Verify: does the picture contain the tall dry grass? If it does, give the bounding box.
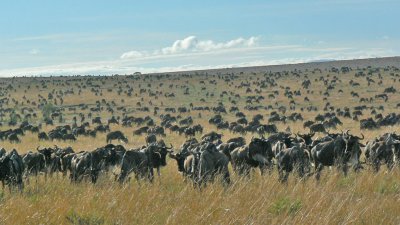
[1,165,400,224]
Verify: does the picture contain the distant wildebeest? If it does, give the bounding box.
[38,132,49,141]
[309,123,326,133]
[106,131,128,144]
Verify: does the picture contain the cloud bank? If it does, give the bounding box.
[0,35,397,77]
[120,36,259,59]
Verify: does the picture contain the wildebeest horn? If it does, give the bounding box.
[154,152,161,158]
[357,133,365,140]
[251,136,254,141]
[37,146,40,151]
[345,130,350,136]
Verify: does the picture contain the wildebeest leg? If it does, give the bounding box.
[372,159,380,172]
[315,164,323,181]
[223,168,230,186]
[283,171,289,183]
[148,168,154,183]
[386,156,394,171]
[342,163,348,176]
[259,165,266,176]
[278,168,284,182]
[157,167,161,177]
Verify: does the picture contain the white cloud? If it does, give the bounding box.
[121,36,259,59]
[120,50,144,59]
[161,36,198,54]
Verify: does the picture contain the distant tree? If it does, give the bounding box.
[42,103,55,120]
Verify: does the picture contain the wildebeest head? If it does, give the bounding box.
[170,139,197,172]
[147,143,173,167]
[297,132,315,146]
[37,147,55,162]
[343,130,365,164]
[248,137,273,165]
[169,151,186,172]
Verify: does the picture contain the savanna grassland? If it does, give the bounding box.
[1,57,400,224]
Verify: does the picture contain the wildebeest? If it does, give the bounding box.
[311,130,364,180]
[296,132,315,146]
[38,132,49,141]
[197,142,230,186]
[22,151,46,179]
[0,149,24,191]
[106,131,128,144]
[230,137,274,176]
[169,138,199,179]
[309,123,326,133]
[364,133,400,172]
[276,143,310,182]
[201,131,222,142]
[70,146,117,183]
[7,132,21,143]
[118,143,173,183]
[257,124,278,135]
[145,134,157,145]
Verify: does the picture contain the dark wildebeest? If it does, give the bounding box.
[364,133,400,172]
[106,131,128,144]
[22,151,46,179]
[257,124,278,135]
[37,147,61,176]
[309,123,326,133]
[63,133,77,142]
[0,149,24,192]
[311,130,364,180]
[169,139,199,179]
[196,142,230,186]
[8,133,21,143]
[108,117,119,125]
[38,132,49,141]
[276,143,311,182]
[201,131,222,143]
[296,132,315,146]
[118,143,173,183]
[272,141,286,156]
[70,147,117,183]
[145,134,157,145]
[218,137,246,160]
[61,153,75,176]
[230,137,274,176]
[70,151,90,182]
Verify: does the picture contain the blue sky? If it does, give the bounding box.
[0,0,399,76]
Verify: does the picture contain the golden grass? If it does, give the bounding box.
[1,166,400,224]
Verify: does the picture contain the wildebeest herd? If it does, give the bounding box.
[2,128,400,191]
[2,58,400,192]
